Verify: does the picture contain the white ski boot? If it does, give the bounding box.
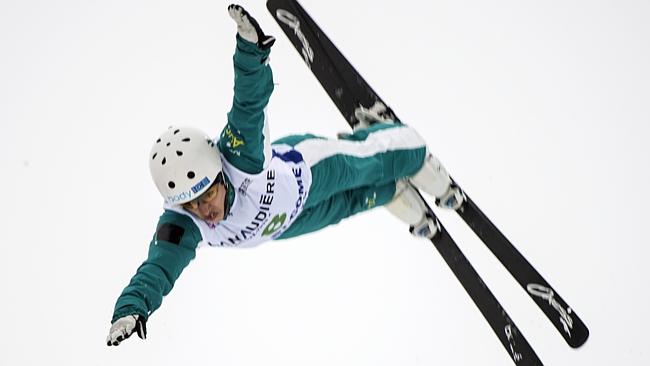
[338,101,394,138]
[354,101,394,128]
[386,180,439,239]
[410,153,465,210]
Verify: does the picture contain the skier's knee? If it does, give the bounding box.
[410,153,452,197]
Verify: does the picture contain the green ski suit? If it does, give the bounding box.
[110,36,427,323]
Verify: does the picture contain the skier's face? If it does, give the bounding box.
[182,182,226,224]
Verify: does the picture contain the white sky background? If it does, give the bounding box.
[1,0,649,365]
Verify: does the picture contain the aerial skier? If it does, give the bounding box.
[106,4,463,346]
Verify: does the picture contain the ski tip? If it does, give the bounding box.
[568,327,589,349]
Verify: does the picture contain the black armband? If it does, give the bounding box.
[156,223,185,245]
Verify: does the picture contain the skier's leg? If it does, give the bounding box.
[348,104,464,210]
[277,181,396,239]
[385,180,439,238]
[277,178,438,240]
[275,131,437,238]
[292,123,428,208]
[273,124,462,212]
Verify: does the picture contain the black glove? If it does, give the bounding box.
[228,4,275,49]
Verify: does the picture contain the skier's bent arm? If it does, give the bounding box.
[110,211,201,324]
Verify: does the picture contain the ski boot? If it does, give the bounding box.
[353,101,394,128]
[386,180,440,239]
[435,183,465,210]
[337,101,395,138]
[410,153,465,210]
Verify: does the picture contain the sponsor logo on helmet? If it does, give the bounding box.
[191,177,211,194]
[166,177,211,204]
[167,191,194,204]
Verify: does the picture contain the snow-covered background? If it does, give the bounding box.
[2,0,649,365]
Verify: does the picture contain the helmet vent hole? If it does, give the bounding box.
[182,138,190,142]
[161,157,166,165]
[166,142,171,147]
[156,138,161,143]
[152,153,157,160]
[187,171,195,179]
[176,151,183,157]
[168,181,175,189]
[174,129,180,135]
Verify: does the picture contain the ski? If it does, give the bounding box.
[267,0,397,126]
[455,193,590,348]
[414,189,542,365]
[266,0,589,351]
[267,1,544,364]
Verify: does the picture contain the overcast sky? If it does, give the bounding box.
[2,0,650,365]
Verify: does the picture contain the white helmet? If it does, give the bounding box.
[149,126,222,205]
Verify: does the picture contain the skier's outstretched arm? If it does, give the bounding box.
[106,211,201,346]
[219,4,276,174]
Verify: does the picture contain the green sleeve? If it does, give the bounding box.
[218,34,274,174]
[110,210,202,323]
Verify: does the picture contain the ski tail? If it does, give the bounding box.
[456,193,590,348]
[266,0,398,126]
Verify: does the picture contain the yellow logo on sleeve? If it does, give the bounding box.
[223,126,245,148]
